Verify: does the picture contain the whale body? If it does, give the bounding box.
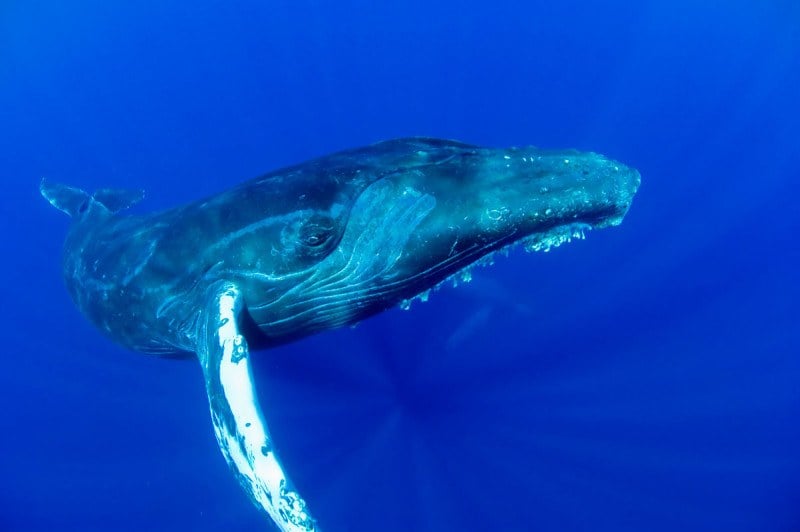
[42,137,640,531]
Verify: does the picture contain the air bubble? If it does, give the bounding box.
[522,223,592,253]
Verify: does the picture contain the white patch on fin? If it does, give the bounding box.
[198,282,316,532]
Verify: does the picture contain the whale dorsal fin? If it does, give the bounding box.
[40,179,90,217]
[93,187,145,213]
[40,179,145,217]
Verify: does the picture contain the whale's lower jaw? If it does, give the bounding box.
[249,220,596,346]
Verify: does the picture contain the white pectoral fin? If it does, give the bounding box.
[196,281,317,532]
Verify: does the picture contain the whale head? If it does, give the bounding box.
[247,138,640,342]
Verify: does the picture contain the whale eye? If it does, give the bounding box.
[299,214,335,248]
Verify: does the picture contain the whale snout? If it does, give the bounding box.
[572,154,641,228]
[445,148,641,241]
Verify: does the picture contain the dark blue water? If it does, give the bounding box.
[2,1,799,530]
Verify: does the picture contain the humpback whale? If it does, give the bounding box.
[41,137,640,531]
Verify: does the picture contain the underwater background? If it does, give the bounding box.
[2,1,799,530]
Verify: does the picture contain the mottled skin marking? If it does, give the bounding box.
[42,137,640,531]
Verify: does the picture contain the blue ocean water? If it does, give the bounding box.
[2,1,799,530]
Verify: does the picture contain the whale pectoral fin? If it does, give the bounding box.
[196,281,317,532]
[93,187,145,213]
